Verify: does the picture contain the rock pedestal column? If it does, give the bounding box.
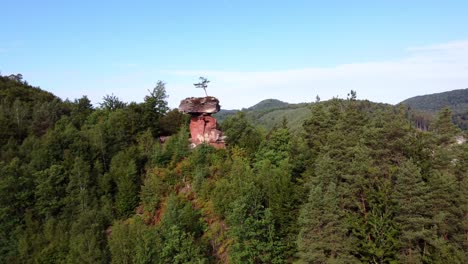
[179,97,225,149]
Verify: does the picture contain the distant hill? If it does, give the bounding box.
[247,99,290,111]
[215,99,312,134]
[247,103,311,134]
[0,74,68,143]
[400,88,468,130]
[0,74,58,104]
[400,88,468,114]
[218,88,468,134]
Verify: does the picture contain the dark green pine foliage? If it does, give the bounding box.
[297,98,437,263]
[159,194,208,263]
[460,165,468,256]
[226,165,282,264]
[297,182,359,263]
[454,143,468,258]
[401,88,468,130]
[431,107,461,145]
[391,160,432,263]
[254,127,300,259]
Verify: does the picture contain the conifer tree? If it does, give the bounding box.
[297,183,359,263]
[432,107,460,145]
[392,160,432,263]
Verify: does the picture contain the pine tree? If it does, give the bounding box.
[297,182,359,263]
[432,107,460,145]
[392,160,432,263]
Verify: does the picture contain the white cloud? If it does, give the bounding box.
[33,40,468,110]
[407,40,468,52]
[164,40,468,109]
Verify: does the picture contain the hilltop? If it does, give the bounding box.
[215,89,468,132]
[215,99,312,134]
[400,88,468,113]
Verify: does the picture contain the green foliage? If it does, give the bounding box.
[221,112,264,157]
[140,169,168,213]
[432,107,461,144]
[161,194,204,237]
[34,164,67,218]
[401,88,468,114]
[298,182,359,264]
[66,157,94,213]
[70,96,93,128]
[109,199,208,264]
[159,109,189,135]
[216,99,311,134]
[401,88,468,130]
[142,80,170,136]
[0,75,66,145]
[298,99,466,263]
[2,75,467,263]
[159,225,208,264]
[247,99,290,111]
[99,94,127,111]
[158,125,191,167]
[108,217,146,264]
[108,149,139,218]
[66,209,109,263]
[255,127,291,166]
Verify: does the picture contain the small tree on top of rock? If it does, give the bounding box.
[194,77,210,97]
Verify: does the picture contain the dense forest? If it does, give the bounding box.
[1,74,467,263]
[217,89,468,136]
[215,99,317,134]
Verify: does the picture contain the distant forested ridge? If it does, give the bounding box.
[401,88,468,130]
[1,74,467,263]
[215,99,312,134]
[216,89,468,134]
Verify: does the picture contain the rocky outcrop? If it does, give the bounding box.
[179,97,225,148]
[179,97,220,114]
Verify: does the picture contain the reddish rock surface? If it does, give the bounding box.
[179,97,225,148]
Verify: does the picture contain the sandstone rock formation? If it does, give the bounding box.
[179,97,225,148]
[179,97,220,114]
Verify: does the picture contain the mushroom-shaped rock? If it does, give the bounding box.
[178,96,220,114]
[178,96,225,149]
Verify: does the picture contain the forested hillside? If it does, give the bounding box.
[401,88,468,113]
[217,89,468,134]
[215,99,311,134]
[1,75,467,263]
[401,88,468,130]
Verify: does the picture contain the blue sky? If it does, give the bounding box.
[1,0,468,109]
